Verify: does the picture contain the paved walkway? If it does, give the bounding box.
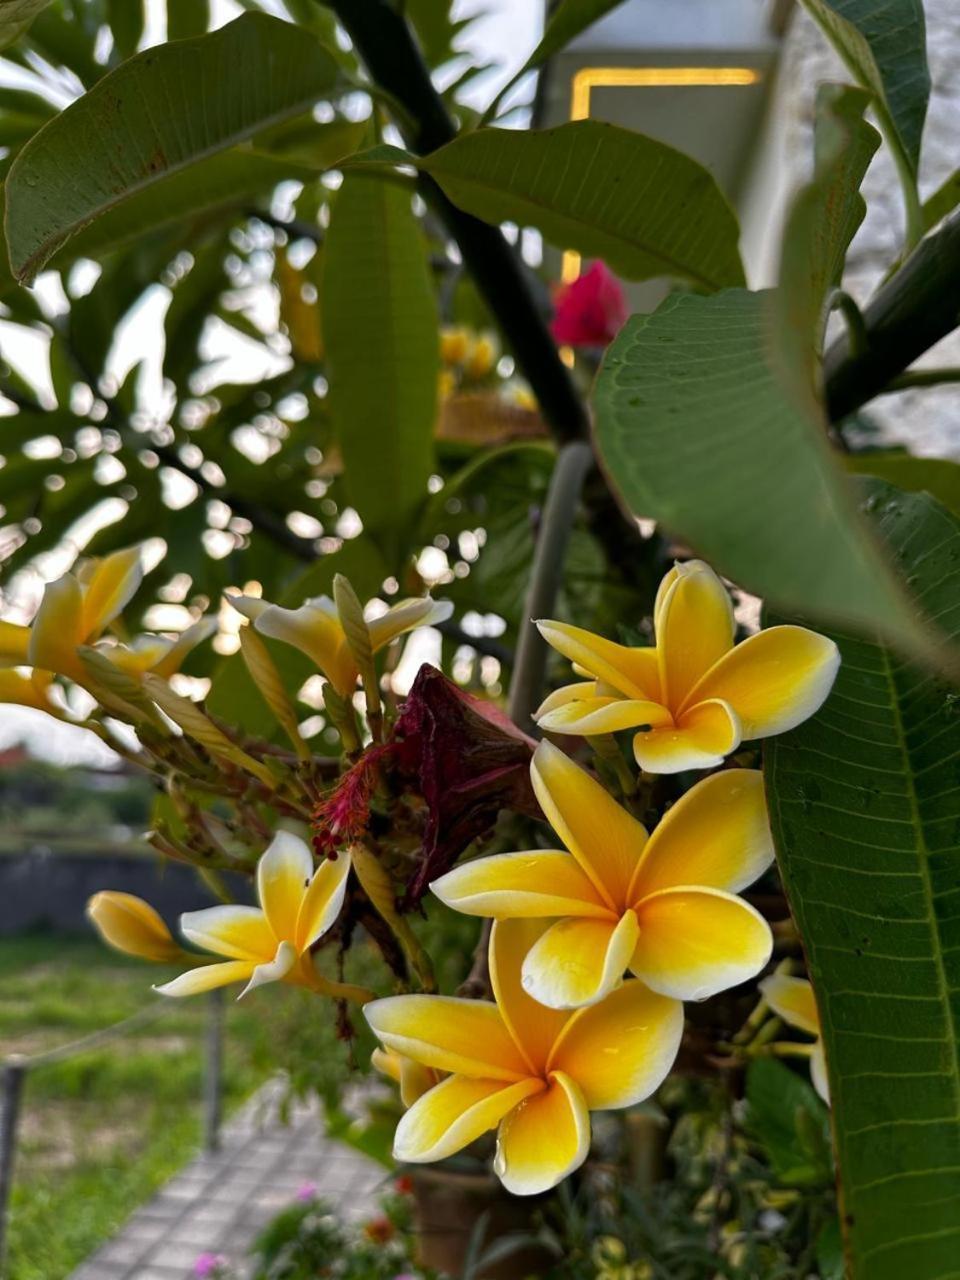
[68,1081,384,1280]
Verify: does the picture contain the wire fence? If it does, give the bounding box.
[0,988,225,1271]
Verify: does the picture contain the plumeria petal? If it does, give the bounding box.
[533,681,598,718]
[258,831,314,943]
[151,617,218,677]
[629,769,773,900]
[371,1047,439,1107]
[367,597,453,652]
[239,940,298,998]
[520,912,640,1010]
[100,636,174,675]
[530,741,647,908]
[254,601,357,696]
[536,696,672,736]
[654,561,735,710]
[489,919,570,1076]
[681,625,840,737]
[431,850,612,920]
[535,620,660,702]
[364,995,530,1081]
[759,973,821,1036]
[632,699,740,774]
[0,621,30,664]
[78,545,144,636]
[549,979,683,1109]
[295,850,352,950]
[179,905,276,962]
[631,887,772,1001]
[155,959,257,997]
[494,1071,590,1196]
[810,1040,830,1104]
[227,594,270,622]
[394,1075,543,1164]
[28,573,86,675]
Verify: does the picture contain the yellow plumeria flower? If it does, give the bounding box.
[440,326,472,365]
[154,832,358,1000]
[760,973,829,1103]
[433,742,773,1009]
[535,559,840,774]
[87,891,189,963]
[25,545,144,682]
[365,917,683,1196]
[371,1046,441,1107]
[229,592,453,699]
[92,617,218,679]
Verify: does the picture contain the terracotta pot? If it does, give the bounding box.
[410,1165,555,1279]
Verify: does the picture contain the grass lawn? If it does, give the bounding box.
[0,932,376,1280]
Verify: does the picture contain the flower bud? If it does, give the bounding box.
[87,891,185,963]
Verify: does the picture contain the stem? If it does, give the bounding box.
[825,288,868,359]
[326,0,589,446]
[824,208,960,421]
[507,440,594,733]
[884,367,960,392]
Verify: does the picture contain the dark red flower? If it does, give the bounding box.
[550,260,628,348]
[393,665,540,904]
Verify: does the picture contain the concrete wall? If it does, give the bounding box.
[0,849,253,935]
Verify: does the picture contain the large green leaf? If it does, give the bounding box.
[775,83,879,390]
[765,481,960,1280]
[800,0,929,239]
[593,288,945,666]
[845,452,960,520]
[419,122,744,290]
[0,0,52,50]
[322,173,439,560]
[4,12,340,282]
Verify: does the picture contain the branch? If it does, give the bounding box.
[328,0,589,446]
[824,210,960,422]
[507,440,594,732]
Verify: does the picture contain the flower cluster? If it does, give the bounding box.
[60,548,838,1196]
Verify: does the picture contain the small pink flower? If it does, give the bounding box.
[194,1255,228,1279]
[550,260,628,348]
[296,1180,319,1201]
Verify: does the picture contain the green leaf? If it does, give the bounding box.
[322,173,439,558]
[844,452,960,520]
[745,1058,831,1188]
[765,480,960,1280]
[4,12,340,282]
[593,288,948,666]
[419,121,745,290]
[166,0,209,41]
[799,0,929,240]
[481,0,628,123]
[775,83,879,388]
[0,0,52,50]
[922,168,960,231]
[107,0,143,60]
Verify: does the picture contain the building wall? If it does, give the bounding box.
[770,3,960,457]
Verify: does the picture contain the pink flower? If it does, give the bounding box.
[296,1180,319,1201]
[193,1255,228,1279]
[550,260,628,347]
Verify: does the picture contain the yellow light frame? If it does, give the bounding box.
[561,65,763,282]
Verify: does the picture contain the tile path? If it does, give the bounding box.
[67,1081,384,1280]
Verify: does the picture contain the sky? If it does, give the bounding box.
[0,0,544,765]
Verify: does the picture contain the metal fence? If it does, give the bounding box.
[0,989,225,1271]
